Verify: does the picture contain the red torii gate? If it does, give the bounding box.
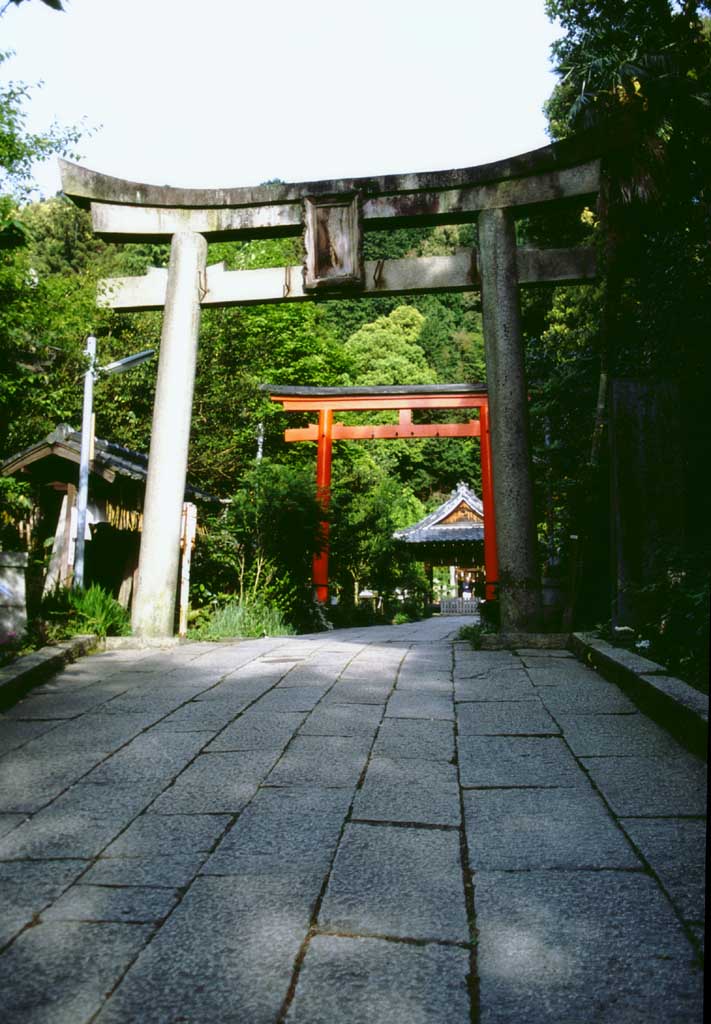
[266,384,498,604]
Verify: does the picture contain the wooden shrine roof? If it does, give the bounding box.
[393,482,485,546]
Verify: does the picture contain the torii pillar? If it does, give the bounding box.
[131,231,207,637]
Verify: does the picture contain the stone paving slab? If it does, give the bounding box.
[0,858,87,947]
[204,709,306,750]
[319,823,469,942]
[458,735,585,788]
[352,756,461,826]
[102,813,231,858]
[0,921,154,1024]
[536,681,638,713]
[555,711,686,756]
[619,817,707,921]
[298,702,383,737]
[147,749,281,814]
[83,729,213,785]
[456,699,559,735]
[93,876,311,1024]
[475,870,703,1024]
[42,883,179,923]
[286,936,472,1024]
[0,718,61,752]
[0,618,704,1024]
[82,853,205,889]
[464,787,639,869]
[0,812,24,840]
[582,754,707,816]
[454,669,538,702]
[202,786,352,886]
[265,734,371,787]
[0,749,111,813]
[371,717,455,762]
[385,692,454,720]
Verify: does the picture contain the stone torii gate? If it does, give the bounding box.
[59,134,599,637]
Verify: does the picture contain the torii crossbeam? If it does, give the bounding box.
[266,384,497,604]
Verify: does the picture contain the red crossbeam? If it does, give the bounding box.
[285,421,481,441]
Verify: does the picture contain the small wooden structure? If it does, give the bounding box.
[393,482,486,614]
[1,424,217,619]
[266,385,497,604]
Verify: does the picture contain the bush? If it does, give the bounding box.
[191,597,295,640]
[32,584,131,642]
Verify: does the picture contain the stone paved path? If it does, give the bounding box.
[0,618,706,1023]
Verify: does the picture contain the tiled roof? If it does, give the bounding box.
[393,482,484,544]
[1,424,219,504]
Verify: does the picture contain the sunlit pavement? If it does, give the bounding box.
[0,617,705,1023]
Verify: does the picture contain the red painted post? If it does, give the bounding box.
[312,408,333,603]
[480,401,499,601]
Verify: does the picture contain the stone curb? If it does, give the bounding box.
[570,631,709,761]
[0,634,99,708]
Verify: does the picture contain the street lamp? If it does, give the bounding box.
[73,336,155,588]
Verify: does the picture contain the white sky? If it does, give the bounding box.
[2,0,562,196]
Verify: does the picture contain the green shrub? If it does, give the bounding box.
[192,597,295,640]
[36,584,131,641]
[69,585,131,638]
[458,623,484,649]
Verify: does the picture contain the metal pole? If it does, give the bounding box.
[74,335,96,589]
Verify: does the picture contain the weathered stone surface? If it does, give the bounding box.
[3,689,112,720]
[35,712,160,753]
[536,682,637,713]
[205,710,305,751]
[266,735,370,787]
[154,698,251,730]
[42,883,179,923]
[322,680,393,704]
[0,718,60,752]
[50,781,161,817]
[252,685,329,712]
[457,700,558,735]
[286,936,471,1023]
[556,712,685,756]
[0,920,153,1023]
[0,807,126,859]
[353,757,460,826]
[147,749,281,814]
[582,755,707,816]
[475,870,702,1023]
[372,718,455,762]
[102,813,230,858]
[454,669,537,702]
[458,735,583,788]
[464,788,639,870]
[385,692,454,720]
[319,824,469,942]
[202,786,351,886]
[82,854,205,889]
[299,703,382,737]
[93,876,310,1024]
[620,817,707,920]
[0,812,24,839]
[84,729,213,785]
[0,859,86,947]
